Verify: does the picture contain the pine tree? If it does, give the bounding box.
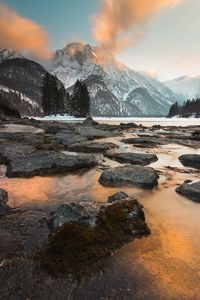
[41,73,66,116]
[71,80,90,117]
[41,73,51,115]
[80,83,90,117]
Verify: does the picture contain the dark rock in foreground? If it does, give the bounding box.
[41,195,150,276]
[179,154,200,170]
[68,141,118,153]
[6,151,97,178]
[99,165,159,189]
[0,188,9,215]
[104,151,158,165]
[108,191,129,203]
[176,181,200,202]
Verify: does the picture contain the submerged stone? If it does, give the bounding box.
[40,195,150,276]
[98,165,159,189]
[176,181,200,202]
[68,141,118,153]
[6,151,97,178]
[104,151,158,165]
[179,154,200,170]
[108,191,129,203]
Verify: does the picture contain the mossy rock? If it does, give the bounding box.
[38,198,150,277]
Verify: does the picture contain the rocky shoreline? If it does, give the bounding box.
[0,116,200,299]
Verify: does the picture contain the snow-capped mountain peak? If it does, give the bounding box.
[0,49,23,63]
[52,42,180,117]
[165,75,200,101]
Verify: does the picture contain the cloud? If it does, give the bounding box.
[92,0,183,52]
[0,4,52,59]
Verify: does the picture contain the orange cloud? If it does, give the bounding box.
[0,4,52,59]
[93,0,183,52]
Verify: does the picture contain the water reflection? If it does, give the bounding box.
[0,138,200,299]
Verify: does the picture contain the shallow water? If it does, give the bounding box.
[0,128,200,299]
[37,115,200,127]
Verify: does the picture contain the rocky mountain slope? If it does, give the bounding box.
[165,75,200,101]
[52,42,180,117]
[0,49,65,117]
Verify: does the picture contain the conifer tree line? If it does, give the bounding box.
[168,98,200,118]
[41,74,90,117]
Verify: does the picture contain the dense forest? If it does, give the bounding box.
[167,99,200,118]
[41,76,90,117]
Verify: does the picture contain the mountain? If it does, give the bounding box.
[0,49,65,117]
[165,76,200,101]
[52,42,180,117]
[0,49,23,63]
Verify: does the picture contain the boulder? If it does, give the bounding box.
[108,191,129,203]
[82,117,99,126]
[104,151,158,165]
[75,126,117,139]
[68,141,118,153]
[55,131,87,146]
[6,151,97,178]
[43,195,151,275]
[0,188,9,215]
[179,154,200,170]
[99,165,159,189]
[176,181,200,202]
[121,137,164,148]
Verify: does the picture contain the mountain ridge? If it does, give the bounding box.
[52,42,180,117]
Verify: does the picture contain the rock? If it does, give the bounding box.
[0,188,9,215]
[6,151,97,178]
[75,126,117,139]
[119,122,138,129]
[44,196,151,275]
[121,137,164,148]
[68,141,118,153]
[152,124,162,130]
[82,117,99,126]
[176,181,200,202]
[55,131,87,146]
[108,191,129,203]
[48,201,100,231]
[179,154,200,170]
[98,165,159,189]
[104,151,158,165]
[191,130,200,136]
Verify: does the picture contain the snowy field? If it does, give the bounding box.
[36,115,200,127]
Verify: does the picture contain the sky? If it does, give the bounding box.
[0,0,199,80]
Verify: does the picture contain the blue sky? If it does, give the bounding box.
[1,0,98,49]
[0,0,200,80]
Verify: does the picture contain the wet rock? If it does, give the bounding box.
[99,165,159,189]
[179,154,200,170]
[55,130,87,146]
[82,117,99,126]
[176,181,200,202]
[104,151,158,165]
[192,130,200,137]
[44,195,150,275]
[75,126,118,139]
[48,201,100,231]
[0,189,9,215]
[6,151,97,178]
[121,137,164,148]
[68,141,118,153]
[108,191,129,203]
[0,142,36,165]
